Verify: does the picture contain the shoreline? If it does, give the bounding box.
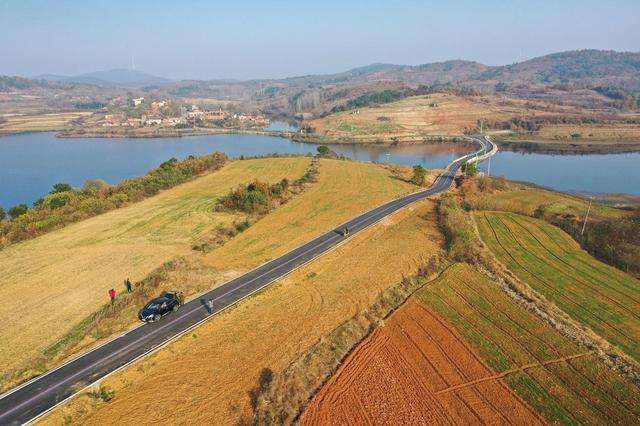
[55,127,296,139]
[3,126,640,155]
[495,138,640,154]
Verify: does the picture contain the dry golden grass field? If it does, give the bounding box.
[0,111,91,134]
[416,263,640,424]
[476,212,640,362]
[43,198,443,425]
[43,159,425,371]
[0,157,310,384]
[536,123,640,141]
[309,94,509,142]
[308,93,640,146]
[203,159,427,271]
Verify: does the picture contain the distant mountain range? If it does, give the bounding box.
[34,69,172,87]
[333,49,640,90]
[4,49,639,93]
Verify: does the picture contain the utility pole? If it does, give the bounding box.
[581,198,592,236]
[487,154,491,176]
[480,119,484,134]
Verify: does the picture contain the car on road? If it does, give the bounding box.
[139,292,182,322]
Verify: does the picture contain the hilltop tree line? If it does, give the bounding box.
[0,153,227,248]
[329,84,480,114]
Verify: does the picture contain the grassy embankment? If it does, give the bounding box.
[476,211,640,362]
[306,93,640,151]
[416,263,640,425]
[0,157,310,387]
[0,111,91,135]
[463,178,625,219]
[43,169,437,424]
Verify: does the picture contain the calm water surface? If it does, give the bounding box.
[477,151,640,196]
[1,128,638,209]
[0,130,469,209]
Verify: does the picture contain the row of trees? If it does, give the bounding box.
[0,152,227,248]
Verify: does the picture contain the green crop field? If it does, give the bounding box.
[416,263,640,424]
[476,211,640,362]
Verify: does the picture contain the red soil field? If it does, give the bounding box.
[302,298,544,425]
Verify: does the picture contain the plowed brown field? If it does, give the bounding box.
[302,298,544,425]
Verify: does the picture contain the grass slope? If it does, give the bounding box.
[203,159,423,271]
[416,263,640,424]
[43,197,442,425]
[310,94,501,142]
[0,157,310,380]
[466,181,624,220]
[476,211,640,362]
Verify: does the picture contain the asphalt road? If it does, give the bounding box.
[0,135,495,425]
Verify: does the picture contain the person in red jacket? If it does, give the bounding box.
[108,288,117,304]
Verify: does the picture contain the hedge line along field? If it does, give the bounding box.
[43,200,443,425]
[416,263,640,425]
[302,297,545,425]
[0,157,310,383]
[476,211,640,362]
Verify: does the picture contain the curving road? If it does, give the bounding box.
[0,136,495,425]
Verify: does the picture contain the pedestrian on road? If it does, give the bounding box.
[125,278,133,293]
[108,288,117,304]
[206,298,214,313]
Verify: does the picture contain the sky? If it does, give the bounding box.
[0,0,639,80]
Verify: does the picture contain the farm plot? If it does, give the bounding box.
[417,263,640,425]
[302,298,544,425]
[476,211,640,362]
[0,111,91,134]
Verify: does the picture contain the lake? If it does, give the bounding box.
[1,130,639,209]
[477,151,640,196]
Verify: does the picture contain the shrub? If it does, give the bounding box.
[50,183,73,194]
[88,386,115,402]
[411,165,427,186]
[219,180,273,214]
[0,207,5,221]
[461,161,478,176]
[9,204,28,219]
[45,192,72,209]
[437,195,481,263]
[316,145,338,158]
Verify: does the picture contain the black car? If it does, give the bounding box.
[139,292,182,322]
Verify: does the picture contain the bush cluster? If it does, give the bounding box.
[0,152,227,247]
[219,179,290,214]
[557,210,640,276]
[437,195,481,263]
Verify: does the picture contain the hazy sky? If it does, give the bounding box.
[1,0,639,80]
